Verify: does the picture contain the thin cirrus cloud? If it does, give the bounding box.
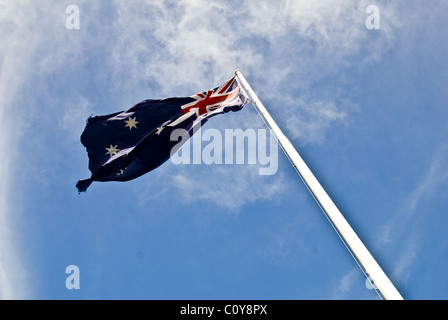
[0,0,92,299]
[109,0,399,93]
[0,1,38,300]
[104,0,399,210]
[381,145,448,284]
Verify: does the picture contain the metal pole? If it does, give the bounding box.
[235,70,403,300]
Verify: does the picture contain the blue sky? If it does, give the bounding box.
[1,0,447,300]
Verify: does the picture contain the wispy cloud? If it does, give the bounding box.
[330,268,363,300]
[172,165,285,211]
[0,0,38,299]
[0,0,95,299]
[108,0,399,122]
[327,145,448,299]
[0,114,27,299]
[59,97,93,142]
[104,0,399,209]
[378,145,448,289]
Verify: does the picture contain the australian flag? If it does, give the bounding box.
[76,76,250,192]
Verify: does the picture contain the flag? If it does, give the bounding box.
[76,76,249,192]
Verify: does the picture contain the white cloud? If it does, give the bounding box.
[110,0,399,136]
[171,165,285,211]
[327,146,448,299]
[284,97,349,144]
[0,0,38,299]
[110,0,262,96]
[103,0,400,209]
[59,97,93,142]
[330,268,362,300]
[0,0,95,299]
[377,145,448,290]
[380,146,448,244]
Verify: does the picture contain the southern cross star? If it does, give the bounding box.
[105,145,120,157]
[125,116,139,130]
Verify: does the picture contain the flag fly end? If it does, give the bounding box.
[76,179,92,193]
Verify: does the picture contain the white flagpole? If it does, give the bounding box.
[235,70,403,300]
